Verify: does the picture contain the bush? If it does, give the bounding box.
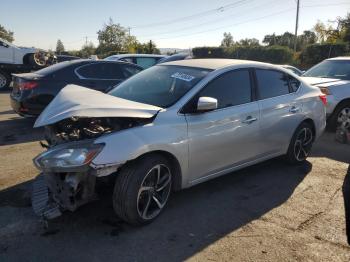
[300,43,349,68]
[192,45,294,64]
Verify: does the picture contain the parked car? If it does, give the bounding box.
[157,53,192,64]
[302,57,350,129]
[279,65,303,76]
[10,59,142,116]
[104,54,166,69]
[32,59,326,225]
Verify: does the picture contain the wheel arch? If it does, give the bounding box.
[23,53,34,65]
[302,118,316,140]
[133,150,183,191]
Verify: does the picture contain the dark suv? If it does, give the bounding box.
[10,60,142,116]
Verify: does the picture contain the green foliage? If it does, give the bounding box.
[0,24,14,42]
[193,45,293,64]
[55,39,65,54]
[263,31,316,51]
[221,32,234,47]
[80,42,96,58]
[300,43,349,68]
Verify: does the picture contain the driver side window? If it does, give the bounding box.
[198,69,252,109]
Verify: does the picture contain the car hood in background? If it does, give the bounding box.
[34,84,162,127]
[301,76,350,86]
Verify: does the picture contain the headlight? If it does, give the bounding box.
[34,142,104,172]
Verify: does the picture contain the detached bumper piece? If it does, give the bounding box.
[32,174,61,219]
[32,171,96,219]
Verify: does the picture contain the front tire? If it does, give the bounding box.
[286,122,314,164]
[113,154,172,226]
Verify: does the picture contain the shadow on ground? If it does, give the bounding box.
[0,117,42,146]
[312,131,350,163]
[0,159,311,261]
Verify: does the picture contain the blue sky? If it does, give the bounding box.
[1,0,349,51]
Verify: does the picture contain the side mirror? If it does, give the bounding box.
[197,96,218,112]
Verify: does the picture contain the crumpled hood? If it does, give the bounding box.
[301,76,350,87]
[34,84,162,127]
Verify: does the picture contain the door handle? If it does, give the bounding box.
[242,116,257,124]
[290,106,300,113]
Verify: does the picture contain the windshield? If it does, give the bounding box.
[109,65,211,108]
[303,60,350,80]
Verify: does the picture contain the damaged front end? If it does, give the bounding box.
[32,116,153,219]
[31,84,161,219]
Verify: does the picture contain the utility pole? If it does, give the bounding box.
[293,0,300,52]
[85,36,88,45]
[128,27,131,36]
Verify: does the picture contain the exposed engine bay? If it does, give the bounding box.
[43,116,153,147]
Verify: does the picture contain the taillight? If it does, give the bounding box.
[319,94,327,106]
[19,81,38,91]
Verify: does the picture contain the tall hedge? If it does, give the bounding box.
[300,43,349,68]
[192,45,294,64]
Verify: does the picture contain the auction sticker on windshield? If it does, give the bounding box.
[171,72,195,82]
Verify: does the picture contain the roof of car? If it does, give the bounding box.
[327,56,350,61]
[161,58,269,70]
[105,54,166,59]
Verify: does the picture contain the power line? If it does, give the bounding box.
[136,0,282,38]
[138,1,350,41]
[130,0,250,29]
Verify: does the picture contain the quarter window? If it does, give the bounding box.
[256,69,290,99]
[198,70,252,109]
[289,75,300,92]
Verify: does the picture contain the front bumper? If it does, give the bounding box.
[32,171,97,219]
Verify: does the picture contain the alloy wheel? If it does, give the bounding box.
[294,127,313,162]
[337,107,350,128]
[137,164,172,220]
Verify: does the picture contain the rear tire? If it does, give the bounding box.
[286,122,314,164]
[0,70,11,90]
[113,154,172,226]
[328,101,350,131]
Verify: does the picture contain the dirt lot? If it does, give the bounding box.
[0,90,350,262]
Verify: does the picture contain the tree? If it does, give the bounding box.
[237,38,260,47]
[97,18,129,54]
[221,32,234,47]
[56,39,65,54]
[0,24,14,42]
[80,42,96,58]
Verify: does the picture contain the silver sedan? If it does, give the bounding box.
[32,59,326,225]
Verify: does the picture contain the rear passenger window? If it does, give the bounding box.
[256,69,290,99]
[77,63,124,79]
[199,70,251,109]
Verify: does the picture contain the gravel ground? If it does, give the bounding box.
[0,90,349,262]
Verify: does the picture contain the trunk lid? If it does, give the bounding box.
[34,84,162,127]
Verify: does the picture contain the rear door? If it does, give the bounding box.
[255,69,303,154]
[185,69,263,183]
[75,62,126,92]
